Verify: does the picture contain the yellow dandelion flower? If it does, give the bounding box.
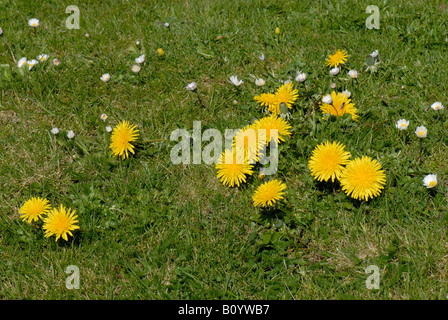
[233,124,266,163]
[42,204,80,242]
[339,156,386,201]
[19,197,52,223]
[320,91,358,121]
[273,82,299,113]
[157,48,165,56]
[326,49,348,68]
[109,120,139,160]
[254,114,292,146]
[254,93,278,112]
[216,149,254,187]
[308,141,351,182]
[252,179,287,207]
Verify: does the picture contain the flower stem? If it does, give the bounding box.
[2,37,16,64]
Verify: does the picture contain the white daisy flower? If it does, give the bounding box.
[322,94,333,104]
[430,102,444,111]
[37,54,49,62]
[395,119,409,130]
[348,70,358,79]
[185,82,197,91]
[329,67,340,76]
[28,18,39,27]
[330,82,336,89]
[100,114,108,121]
[67,130,75,139]
[105,126,112,132]
[342,89,351,98]
[229,75,243,86]
[100,73,111,82]
[50,127,59,135]
[255,78,265,86]
[27,59,38,70]
[53,58,60,66]
[18,57,27,68]
[131,64,141,73]
[164,22,170,28]
[415,125,427,138]
[295,72,307,82]
[423,174,437,188]
[135,54,145,64]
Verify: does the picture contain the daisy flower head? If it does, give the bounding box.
[255,78,265,86]
[308,141,351,182]
[186,81,197,91]
[342,90,351,99]
[53,58,60,66]
[164,22,170,28]
[295,72,307,82]
[37,54,49,62]
[431,102,444,111]
[348,70,358,79]
[395,119,409,130]
[252,179,287,207]
[67,130,75,139]
[415,125,427,138]
[100,113,108,121]
[100,73,111,82]
[215,148,254,187]
[28,18,39,27]
[19,197,51,223]
[42,204,79,242]
[320,91,358,121]
[322,94,333,104]
[339,156,386,201]
[51,127,59,135]
[329,67,340,76]
[423,174,437,188]
[109,120,139,160]
[135,54,145,64]
[254,114,292,146]
[326,49,348,68]
[27,59,38,70]
[18,57,27,68]
[105,125,112,133]
[273,82,299,112]
[229,75,243,86]
[131,64,141,73]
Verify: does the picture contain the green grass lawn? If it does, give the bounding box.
[1,0,448,299]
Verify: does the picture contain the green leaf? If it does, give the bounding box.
[0,64,12,81]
